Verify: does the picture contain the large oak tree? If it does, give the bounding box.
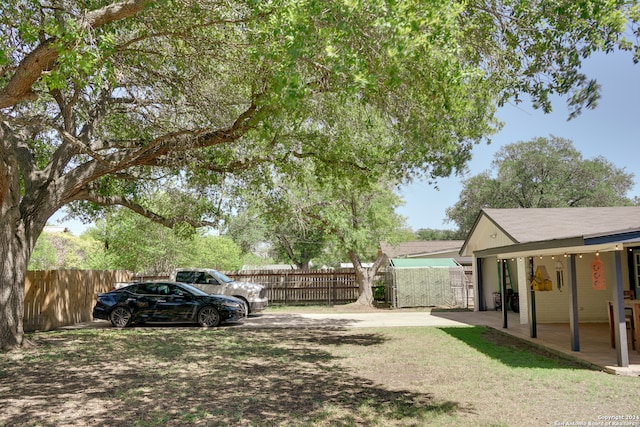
[446,136,636,235]
[1,0,638,349]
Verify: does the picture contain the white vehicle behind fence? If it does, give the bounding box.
[169,268,268,314]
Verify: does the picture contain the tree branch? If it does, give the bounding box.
[77,191,217,229]
[0,0,153,109]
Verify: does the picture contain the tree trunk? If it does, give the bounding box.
[0,130,45,350]
[350,251,387,306]
[0,228,29,350]
[0,153,31,350]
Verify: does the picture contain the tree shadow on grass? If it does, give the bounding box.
[438,326,597,370]
[1,327,471,426]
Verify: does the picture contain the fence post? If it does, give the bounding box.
[284,271,289,305]
[331,271,336,306]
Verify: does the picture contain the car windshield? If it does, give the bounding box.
[211,270,234,283]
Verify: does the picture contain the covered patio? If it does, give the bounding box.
[460,207,640,374]
[433,309,640,376]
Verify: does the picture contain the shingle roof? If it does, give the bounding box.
[482,207,640,243]
[380,240,465,258]
[390,258,459,267]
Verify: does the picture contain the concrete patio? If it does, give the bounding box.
[431,309,640,376]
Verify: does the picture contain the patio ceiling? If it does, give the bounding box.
[475,239,635,260]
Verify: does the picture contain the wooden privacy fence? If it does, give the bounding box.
[24,269,130,332]
[223,269,372,305]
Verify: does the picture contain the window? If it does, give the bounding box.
[169,285,187,296]
[138,283,158,294]
[175,271,198,283]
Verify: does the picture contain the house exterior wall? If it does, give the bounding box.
[479,251,631,323]
[514,252,629,323]
[480,256,500,310]
[463,217,515,255]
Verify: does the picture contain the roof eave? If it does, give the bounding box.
[473,236,585,258]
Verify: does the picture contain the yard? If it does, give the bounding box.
[1,307,639,426]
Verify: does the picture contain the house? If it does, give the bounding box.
[379,240,470,266]
[460,207,640,368]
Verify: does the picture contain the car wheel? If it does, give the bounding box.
[110,307,132,328]
[198,306,221,327]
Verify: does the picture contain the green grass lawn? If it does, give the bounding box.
[1,315,638,426]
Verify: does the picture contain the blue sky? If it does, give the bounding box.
[397,49,640,231]
[52,49,639,235]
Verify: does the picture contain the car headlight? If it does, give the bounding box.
[222,301,242,309]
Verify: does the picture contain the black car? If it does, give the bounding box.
[93,281,246,328]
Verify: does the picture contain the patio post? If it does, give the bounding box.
[500,259,508,328]
[475,256,484,312]
[516,256,529,325]
[610,250,629,367]
[567,254,580,351]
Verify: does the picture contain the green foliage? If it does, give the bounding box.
[83,209,243,274]
[224,211,270,257]
[28,234,58,270]
[176,235,243,271]
[373,280,386,302]
[29,231,103,270]
[271,226,327,269]
[273,176,405,264]
[3,0,637,227]
[415,228,465,241]
[446,136,636,234]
